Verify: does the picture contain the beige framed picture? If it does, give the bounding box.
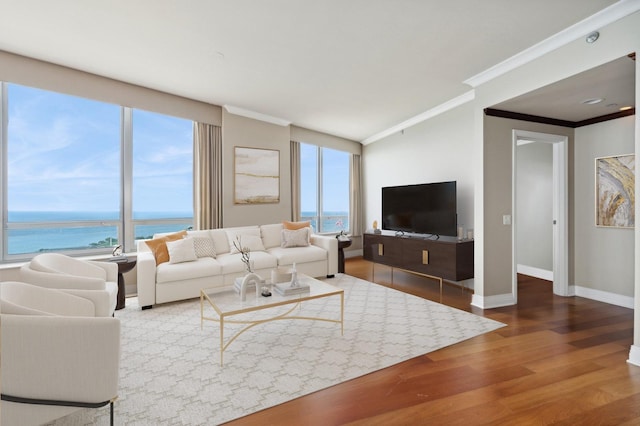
[234,147,280,204]
[595,153,635,228]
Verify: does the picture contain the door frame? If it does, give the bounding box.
[512,130,569,302]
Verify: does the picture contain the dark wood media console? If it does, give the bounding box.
[363,232,474,282]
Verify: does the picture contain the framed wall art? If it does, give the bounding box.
[595,153,635,228]
[234,146,280,204]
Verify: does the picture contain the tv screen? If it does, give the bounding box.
[382,181,457,236]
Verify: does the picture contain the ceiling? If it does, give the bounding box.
[491,54,636,123]
[0,0,631,142]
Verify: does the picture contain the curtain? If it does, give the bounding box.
[193,123,222,229]
[290,140,301,221]
[349,153,363,236]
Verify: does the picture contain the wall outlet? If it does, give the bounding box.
[503,215,511,225]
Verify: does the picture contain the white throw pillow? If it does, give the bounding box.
[229,234,266,254]
[166,237,198,264]
[193,237,216,258]
[281,228,310,248]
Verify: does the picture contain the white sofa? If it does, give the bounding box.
[136,223,338,309]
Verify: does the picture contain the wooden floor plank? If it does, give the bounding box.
[225,258,640,425]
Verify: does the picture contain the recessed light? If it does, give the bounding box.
[582,98,604,105]
[619,106,633,111]
[586,31,600,43]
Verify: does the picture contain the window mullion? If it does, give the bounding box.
[1,82,6,260]
[317,146,323,232]
[122,107,134,252]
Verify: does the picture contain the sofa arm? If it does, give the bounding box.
[136,251,157,308]
[310,234,338,276]
[1,315,120,404]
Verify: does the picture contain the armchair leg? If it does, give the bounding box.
[110,401,114,426]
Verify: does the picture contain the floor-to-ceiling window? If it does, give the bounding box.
[300,143,350,233]
[1,82,193,261]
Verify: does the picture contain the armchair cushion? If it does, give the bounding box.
[0,281,95,317]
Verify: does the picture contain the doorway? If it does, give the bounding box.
[512,130,569,302]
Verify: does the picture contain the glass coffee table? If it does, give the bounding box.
[200,274,344,365]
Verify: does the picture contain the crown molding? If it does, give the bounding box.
[464,0,640,88]
[361,90,475,145]
[223,105,291,126]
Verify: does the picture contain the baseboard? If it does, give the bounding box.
[517,264,553,281]
[471,292,516,309]
[574,285,634,309]
[628,345,640,367]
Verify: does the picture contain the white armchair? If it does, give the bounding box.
[19,253,118,317]
[0,281,121,426]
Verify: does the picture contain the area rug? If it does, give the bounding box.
[51,274,504,425]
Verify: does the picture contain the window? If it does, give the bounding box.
[132,109,193,243]
[300,143,350,233]
[1,83,194,261]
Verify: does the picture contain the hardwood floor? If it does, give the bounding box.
[226,257,639,425]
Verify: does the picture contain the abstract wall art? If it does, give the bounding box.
[234,147,280,204]
[595,153,635,228]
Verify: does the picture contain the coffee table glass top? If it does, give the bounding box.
[201,274,343,316]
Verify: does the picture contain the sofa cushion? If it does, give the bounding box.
[156,257,221,284]
[193,237,216,258]
[283,220,311,230]
[167,237,198,264]
[146,230,188,265]
[216,251,277,275]
[230,234,266,254]
[267,245,327,265]
[261,223,283,249]
[281,228,310,248]
[210,229,230,255]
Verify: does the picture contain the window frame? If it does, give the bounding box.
[300,143,351,234]
[0,82,194,262]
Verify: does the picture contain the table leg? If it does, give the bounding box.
[340,292,344,336]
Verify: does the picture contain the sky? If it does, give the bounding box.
[7,83,193,216]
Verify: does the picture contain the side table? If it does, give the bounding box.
[337,238,352,273]
[108,256,137,310]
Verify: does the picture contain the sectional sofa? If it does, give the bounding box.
[136,222,338,309]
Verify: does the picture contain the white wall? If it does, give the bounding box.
[516,141,553,274]
[363,101,475,234]
[574,115,635,298]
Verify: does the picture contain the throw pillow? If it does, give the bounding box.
[281,228,310,248]
[283,220,311,230]
[145,230,188,265]
[229,234,266,254]
[193,237,216,258]
[166,237,198,264]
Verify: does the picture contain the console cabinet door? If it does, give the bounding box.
[403,239,457,280]
[363,234,403,267]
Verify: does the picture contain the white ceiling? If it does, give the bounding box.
[491,54,636,122]
[0,0,629,142]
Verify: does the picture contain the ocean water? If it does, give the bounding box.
[5,211,348,255]
[6,211,191,255]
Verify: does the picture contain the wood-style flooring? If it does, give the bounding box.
[226,257,639,425]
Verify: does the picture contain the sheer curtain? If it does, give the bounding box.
[349,153,362,236]
[290,140,301,221]
[193,123,222,229]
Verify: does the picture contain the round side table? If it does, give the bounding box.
[108,257,137,310]
[337,238,352,273]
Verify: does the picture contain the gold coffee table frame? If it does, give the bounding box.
[200,275,344,366]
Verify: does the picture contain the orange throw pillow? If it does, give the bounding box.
[146,230,187,265]
[283,220,311,231]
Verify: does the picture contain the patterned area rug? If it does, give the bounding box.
[52,274,504,425]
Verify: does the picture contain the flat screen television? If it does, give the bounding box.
[382,181,457,236]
